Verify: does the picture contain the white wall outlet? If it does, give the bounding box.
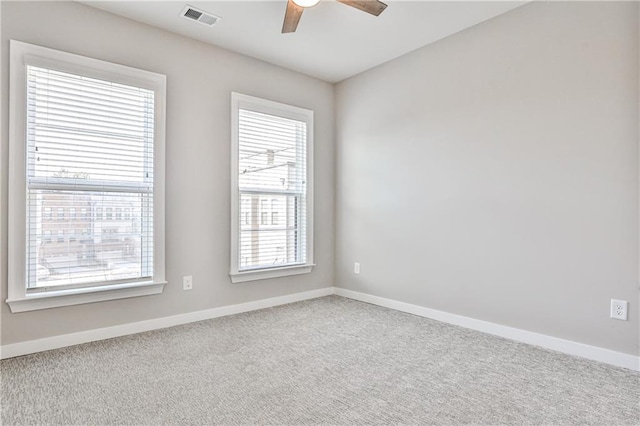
[610,299,628,320]
[183,276,193,291]
[354,262,360,274]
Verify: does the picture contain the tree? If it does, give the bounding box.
[52,168,89,179]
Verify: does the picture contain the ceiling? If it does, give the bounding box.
[82,1,527,83]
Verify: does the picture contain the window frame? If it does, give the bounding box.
[7,40,166,312]
[229,93,314,283]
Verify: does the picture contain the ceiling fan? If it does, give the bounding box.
[282,0,388,33]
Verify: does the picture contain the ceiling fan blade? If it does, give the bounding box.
[282,0,304,33]
[337,0,388,16]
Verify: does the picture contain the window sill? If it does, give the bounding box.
[6,280,166,313]
[230,264,315,283]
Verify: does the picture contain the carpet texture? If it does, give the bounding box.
[1,295,639,425]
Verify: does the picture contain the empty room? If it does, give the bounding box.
[1,0,639,424]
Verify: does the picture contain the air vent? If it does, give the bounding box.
[181,5,220,27]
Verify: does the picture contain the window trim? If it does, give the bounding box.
[229,93,314,283]
[7,40,166,312]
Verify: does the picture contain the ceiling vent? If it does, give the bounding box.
[181,5,220,27]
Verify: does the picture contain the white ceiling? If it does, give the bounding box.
[82,1,527,83]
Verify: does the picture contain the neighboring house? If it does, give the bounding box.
[239,148,297,269]
[35,191,141,286]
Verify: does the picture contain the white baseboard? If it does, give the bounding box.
[334,288,640,371]
[3,285,638,372]
[0,287,334,360]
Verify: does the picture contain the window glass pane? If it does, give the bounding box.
[238,110,306,192]
[26,66,154,185]
[239,194,304,270]
[26,190,153,289]
[237,107,307,271]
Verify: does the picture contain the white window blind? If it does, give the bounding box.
[238,109,307,270]
[230,93,314,282]
[25,65,155,291]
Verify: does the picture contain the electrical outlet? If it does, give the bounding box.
[354,262,360,274]
[610,299,627,321]
[183,276,193,291]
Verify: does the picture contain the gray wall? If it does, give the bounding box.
[2,1,638,357]
[335,1,639,355]
[0,1,335,345]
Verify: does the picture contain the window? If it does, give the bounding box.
[7,40,166,312]
[260,199,268,225]
[230,93,314,282]
[271,200,279,225]
[102,228,119,243]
